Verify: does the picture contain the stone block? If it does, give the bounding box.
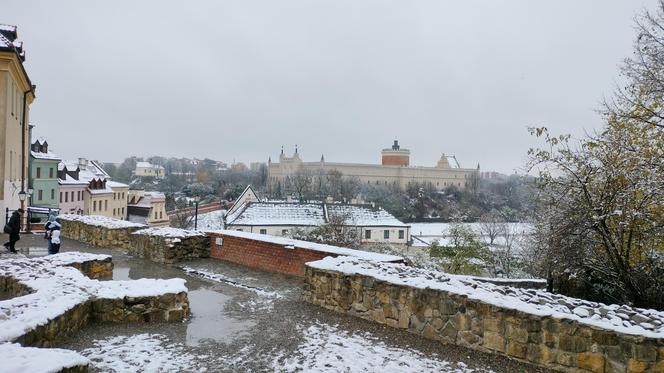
[484,316,504,333]
[634,343,657,362]
[578,352,605,373]
[458,331,480,346]
[506,323,528,344]
[440,321,458,343]
[556,351,577,367]
[483,332,505,352]
[507,341,527,359]
[398,310,410,329]
[627,359,648,373]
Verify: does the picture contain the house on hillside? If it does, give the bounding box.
[59,158,129,219]
[127,190,169,226]
[133,162,164,178]
[225,200,410,245]
[29,140,60,209]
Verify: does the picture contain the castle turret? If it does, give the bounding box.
[381,140,410,166]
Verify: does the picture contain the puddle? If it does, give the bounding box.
[112,267,130,280]
[186,288,254,346]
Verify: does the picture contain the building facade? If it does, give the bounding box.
[127,190,169,226]
[0,24,34,217]
[29,140,60,209]
[133,162,164,178]
[267,141,479,194]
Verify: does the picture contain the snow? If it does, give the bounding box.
[227,202,326,226]
[30,150,61,161]
[0,252,188,342]
[133,227,205,238]
[190,209,226,230]
[308,256,664,339]
[273,322,493,373]
[180,266,283,299]
[326,204,407,227]
[39,251,111,267]
[81,334,202,372]
[410,222,532,247]
[210,229,404,263]
[226,202,407,228]
[0,342,89,373]
[59,214,146,229]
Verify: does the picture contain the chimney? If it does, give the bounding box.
[78,158,88,169]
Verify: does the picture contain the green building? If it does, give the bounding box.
[29,140,60,209]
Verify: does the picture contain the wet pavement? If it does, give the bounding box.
[13,234,552,373]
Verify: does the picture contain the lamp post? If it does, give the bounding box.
[18,191,27,231]
[193,196,200,230]
[26,188,33,232]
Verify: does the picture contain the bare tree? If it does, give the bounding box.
[478,210,504,245]
[292,166,313,202]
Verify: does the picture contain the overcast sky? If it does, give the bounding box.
[4,0,658,173]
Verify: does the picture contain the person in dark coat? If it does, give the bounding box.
[4,209,22,253]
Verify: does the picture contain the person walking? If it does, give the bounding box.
[44,212,58,254]
[3,209,22,253]
[49,220,61,255]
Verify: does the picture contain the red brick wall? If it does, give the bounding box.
[208,233,336,277]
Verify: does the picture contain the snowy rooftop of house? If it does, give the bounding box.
[30,150,61,161]
[227,202,326,226]
[308,256,664,339]
[59,214,146,229]
[326,204,407,227]
[58,173,88,186]
[0,252,187,343]
[133,227,205,239]
[106,180,129,188]
[136,162,164,169]
[227,202,407,227]
[211,230,404,263]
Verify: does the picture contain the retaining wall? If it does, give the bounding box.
[304,258,664,373]
[60,218,143,249]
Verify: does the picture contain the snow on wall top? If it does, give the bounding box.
[307,256,664,339]
[326,204,407,227]
[0,252,188,342]
[227,202,326,226]
[211,229,404,263]
[133,227,205,239]
[59,214,146,229]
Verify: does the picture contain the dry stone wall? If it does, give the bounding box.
[60,216,210,264]
[304,257,664,373]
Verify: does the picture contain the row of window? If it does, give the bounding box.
[35,189,55,201]
[35,167,55,179]
[153,210,163,220]
[112,207,125,216]
[60,190,84,203]
[113,192,125,200]
[365,229,405,240]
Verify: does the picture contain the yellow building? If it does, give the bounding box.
[127,190,169,226]
[0,24,35,216]
[267,141,479,194]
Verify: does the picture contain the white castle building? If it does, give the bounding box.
[267,141,479,193]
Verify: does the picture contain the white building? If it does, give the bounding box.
[226,199,410,245]
[127,190,169,226]
[133,162,164,178]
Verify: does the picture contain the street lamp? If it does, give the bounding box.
[193,196,201,230]
[18,190,27,202]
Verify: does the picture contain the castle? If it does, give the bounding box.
[267,141,479,193]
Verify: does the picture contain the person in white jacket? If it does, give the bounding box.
[49,219,62,255]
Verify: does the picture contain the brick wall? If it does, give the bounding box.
[209,232,339,276]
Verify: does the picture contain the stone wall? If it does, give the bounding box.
[130,232,209,264]
[304,264,664,373]
[60,219,141,249]
[66,257,113,280]
[91,292,189,323]
[60,217,210,264]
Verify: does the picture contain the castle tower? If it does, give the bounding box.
[381,140,410,166]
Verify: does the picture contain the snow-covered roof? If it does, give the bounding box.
[227,202,326,226]
[30,150,61,161]
[308,256,664,339]
[59,214,146,229]
[326,204,407,227]
[106,180,129,188]
[211,230,404,262]
[227,202,407,228]
[136,162,164,169]
[58,173,88,186]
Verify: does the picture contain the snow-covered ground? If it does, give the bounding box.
[272,323,494,373]
[189,209,225,230]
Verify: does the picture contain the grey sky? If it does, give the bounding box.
[4,0,657,173]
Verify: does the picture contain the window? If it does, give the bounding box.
[384,230,390,239]
[159,211,163,219]
[113,193,116,200]
[365,230,371,239]
[237,229,243,232]
[49,168,54,178]
[113,208,116,215]
[282,229,289,235]
[51,189,55,199]
[260,229,267,234]
[60,192,63,203]
[71,191,74,201]
[122,207,124,214]
[64,192,68,203]
[105,200,108,211]
[36,167,41,178]
[93,201,97,211]
[398,230,405,239]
